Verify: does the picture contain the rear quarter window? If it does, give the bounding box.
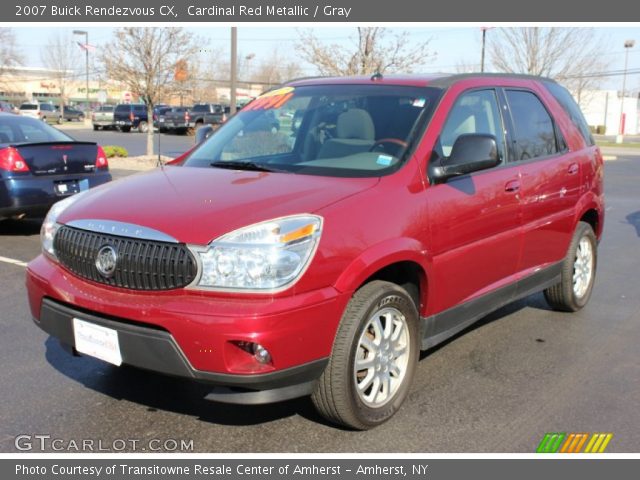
[192,105,208,113]
[544,81,595,147]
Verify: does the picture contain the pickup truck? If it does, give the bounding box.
[160,106,192,133]
[92,105,115,130]
[163,104,225,134]
[202,106,230,129]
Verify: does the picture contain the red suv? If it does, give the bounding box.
[26,74,604,429]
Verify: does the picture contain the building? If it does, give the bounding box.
[578,89,640,135]
[0,66,129,107]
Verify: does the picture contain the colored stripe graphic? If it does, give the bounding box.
[536,433,566,453]
[538,433,613,453]
[584,433,613,453]
[560,433,589,453]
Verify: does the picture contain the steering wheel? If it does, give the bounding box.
[369,138,408,151]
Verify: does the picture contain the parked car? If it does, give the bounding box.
[113,103,149,133]
[0,113,111,220]
[19,103,62,124]
[26,74,604,430]
[92,105,115,131]
[153,105,173,132]
[59,106,85,122]
[0,102,18,114]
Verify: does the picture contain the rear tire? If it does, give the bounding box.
[544,221,597,312]
[121,126,131,133]
[312,280,420,430]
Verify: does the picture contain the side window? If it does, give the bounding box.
[506,90,558,160]
[440,89,505,161]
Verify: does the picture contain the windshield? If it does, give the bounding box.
[184,84,441,177]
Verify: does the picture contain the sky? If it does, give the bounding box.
[9,26,640,90]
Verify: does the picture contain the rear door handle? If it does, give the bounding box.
[505,180,521,193]
[568,163,579,175]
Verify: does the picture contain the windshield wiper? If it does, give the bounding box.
[210,160,283,173]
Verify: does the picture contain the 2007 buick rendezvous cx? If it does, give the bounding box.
[27,74,604,429]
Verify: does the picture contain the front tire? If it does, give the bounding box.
[544,221,597,312]
[137,121,148,133]
[312,280,420,430]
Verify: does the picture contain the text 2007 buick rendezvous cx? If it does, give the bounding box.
[26,74,604,429]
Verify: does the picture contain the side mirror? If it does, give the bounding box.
[195,125,214,145]
[430,134,499,183]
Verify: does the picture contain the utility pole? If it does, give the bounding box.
[480,27,493,73]
[230,27,237,116]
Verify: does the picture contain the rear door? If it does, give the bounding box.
[426,88,523,312]
[503,87,580,274]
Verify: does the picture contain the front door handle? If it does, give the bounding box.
[568,163,579,175]
[505,180,521,193]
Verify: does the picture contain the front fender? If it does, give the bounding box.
[332,237,432,295]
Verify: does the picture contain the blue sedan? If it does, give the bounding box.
[0,113,111,220]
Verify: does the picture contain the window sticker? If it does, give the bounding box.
[244,87,295,111]
[376,155,394,166]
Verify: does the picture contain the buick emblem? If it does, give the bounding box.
[95,245,117,278]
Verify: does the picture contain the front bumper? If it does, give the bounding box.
[26,255,350,403]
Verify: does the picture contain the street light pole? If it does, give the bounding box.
[480,27,493,73]
[73,30,90,116]
[617,39,635,143]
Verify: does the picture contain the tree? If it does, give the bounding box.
[101,28,201,155]
[296,27,435,76]
[41,32,81,117]
[489,27,609,105]
[0,28,22,90]
[250,51,304,86]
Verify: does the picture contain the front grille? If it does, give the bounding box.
[53,226,197,290]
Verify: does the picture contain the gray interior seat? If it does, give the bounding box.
[317,109,376,159]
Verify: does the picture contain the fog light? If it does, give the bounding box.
[253,344,272,365]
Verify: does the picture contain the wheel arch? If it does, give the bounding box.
[333,238,431,316]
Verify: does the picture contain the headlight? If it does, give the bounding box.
[41,193,85,259]
[193,215,323,291]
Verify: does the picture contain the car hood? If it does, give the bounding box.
[59,166,379,245]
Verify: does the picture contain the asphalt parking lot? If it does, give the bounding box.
[65,127,195,158]
[0,148,639,453]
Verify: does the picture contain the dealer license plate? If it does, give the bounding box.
[72,318,122,366]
